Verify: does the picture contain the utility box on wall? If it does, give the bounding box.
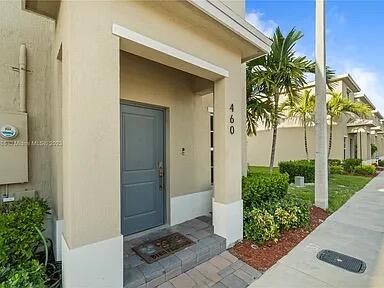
[0,111,28,184]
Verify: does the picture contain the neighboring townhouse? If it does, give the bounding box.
[1,1,271,287]
[247,74,384,166]
[349,93,384,162]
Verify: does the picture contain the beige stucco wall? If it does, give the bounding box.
[247,120,349,167]
[247,79,354,166]
[120,52,212,197]
[0,1,55,204]
[53,0,245,248]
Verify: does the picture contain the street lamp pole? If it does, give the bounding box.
[315,0,328,209]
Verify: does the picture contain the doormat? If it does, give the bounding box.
[317,249,366,273]
[132,232,195,264]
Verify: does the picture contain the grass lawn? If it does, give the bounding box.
[249,166,372,213]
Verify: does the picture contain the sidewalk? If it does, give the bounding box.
[250,172,384,288]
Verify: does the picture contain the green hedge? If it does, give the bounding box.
[0,198,49,287]
[244,197,310,244]
[242,172,289,209]
[328,159,342,166]
[329,165,344,174]
[0,260,46,288]
[244,208,280,244]
[308,159,341,166]
[267,197,310,230]
[242,172,310,245]
[354,165,376,176]
[279,159,349,182]
[342,158,362,173]
[278,160,315,183]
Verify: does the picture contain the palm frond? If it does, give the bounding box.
[327,92,372,120]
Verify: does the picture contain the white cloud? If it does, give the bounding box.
[349,67,384,112]
[245,11,310,59]
[245,11,277,38]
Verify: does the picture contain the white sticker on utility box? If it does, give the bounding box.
[0,125,18,140]
[0,111,28,185]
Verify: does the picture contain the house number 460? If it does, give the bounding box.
[229,104,235,135]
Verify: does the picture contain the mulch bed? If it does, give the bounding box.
[230,206,329,272]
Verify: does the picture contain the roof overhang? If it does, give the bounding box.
[186,0,272,60]
[23,0,272,62]
[347,119,375,128]
[113,24,228,81]
[23,0,60,19]
[373,110,384,120]
[354,93,376,110]
[304,73,361,92]
[371,126,383,131]
[332,74,361,92]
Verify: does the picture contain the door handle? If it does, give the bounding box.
[158,161,164,191]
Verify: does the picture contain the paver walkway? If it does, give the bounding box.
[157,251,262,288]
[250,172,384,288]
[124,216,263,287]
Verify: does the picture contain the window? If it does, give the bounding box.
[347,89,354,100]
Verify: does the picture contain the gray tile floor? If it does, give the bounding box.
[123,216,262,288]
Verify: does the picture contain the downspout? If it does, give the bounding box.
[19,44,27,113]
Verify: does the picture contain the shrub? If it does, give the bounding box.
[267,197,310,230]
[329,165,344,174]
[0,260,46,288]
[353,165,376,176]
[244,208,280,244]
[371,144,378,156]
[328,159,342,166]
[378,159,384,167]
[0,198,49,287]
[243,197,310,244]
[242,172,289,209]
[278,160,315,183]
[342,158,362,173]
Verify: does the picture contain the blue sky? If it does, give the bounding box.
[245,0,384,112]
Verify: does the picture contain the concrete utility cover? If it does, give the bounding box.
[317,249,366,273]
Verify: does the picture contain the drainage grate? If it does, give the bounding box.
[317,249,366,273]
[132,232,194,264]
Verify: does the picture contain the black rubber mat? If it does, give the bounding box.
[132,232,194,263]
[317,249,366,273]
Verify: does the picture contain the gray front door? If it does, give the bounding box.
[120,103,165,236]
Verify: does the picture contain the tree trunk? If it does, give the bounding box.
[269,95,279,172]
[328,117,333,158]
[304,120,309,161]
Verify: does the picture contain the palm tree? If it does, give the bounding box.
[285,90,315,160]
[246,63,273,135]
[327,92,371,157]
[247,27,313,171]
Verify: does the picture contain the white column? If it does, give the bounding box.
[241,64,248,177]
[61,4,123,287]
[213,75,243,248]
[315,0,328,210]
[357,131,362,159]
